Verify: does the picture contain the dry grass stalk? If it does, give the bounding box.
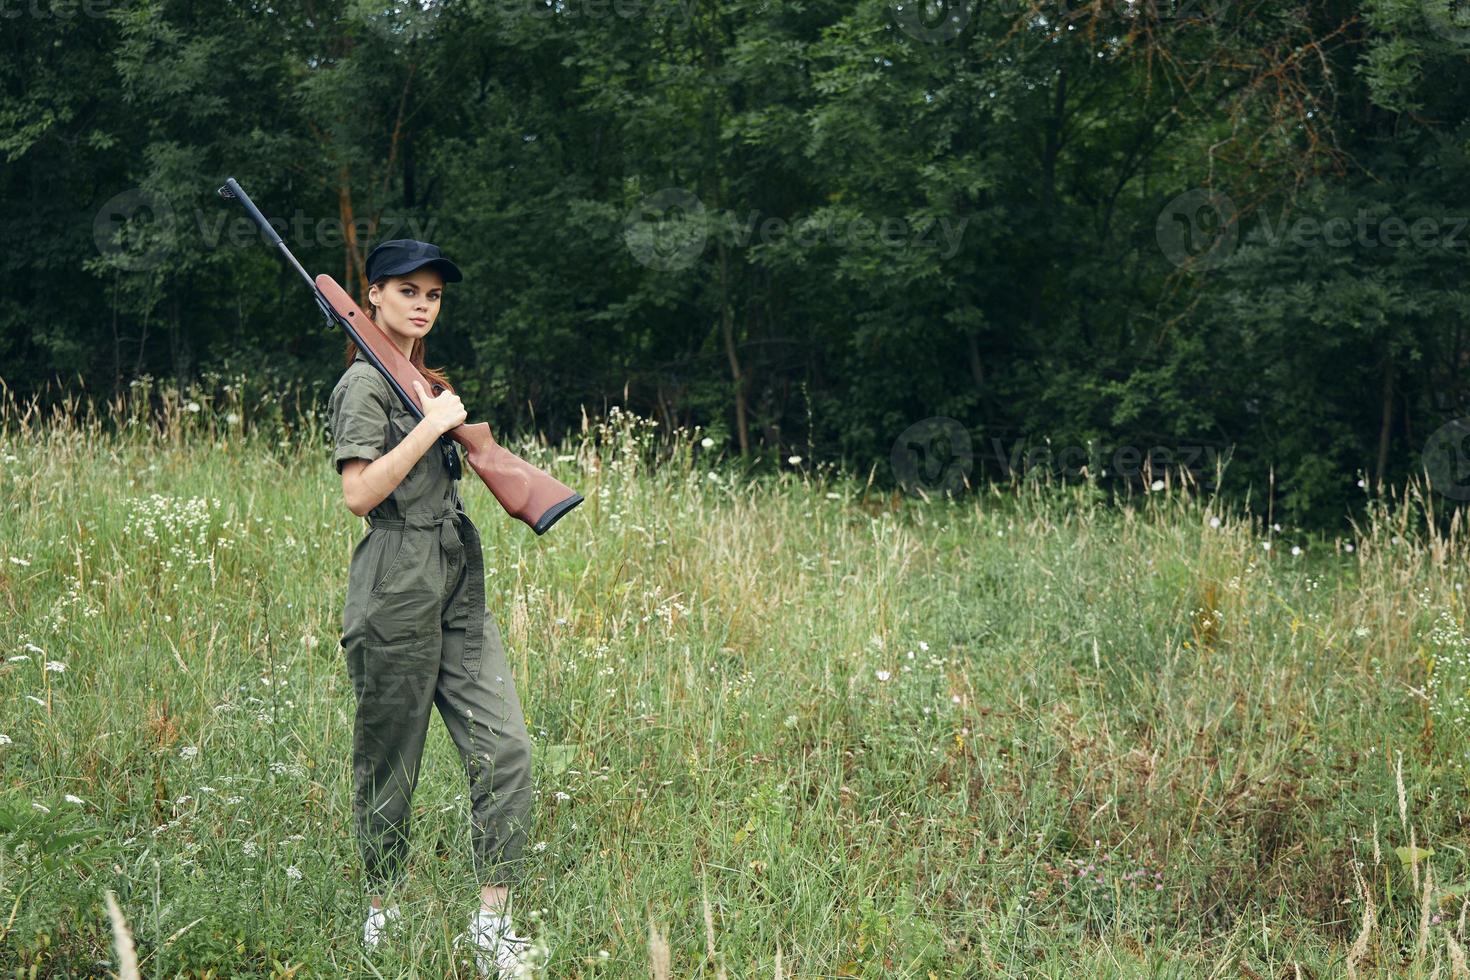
[648,912,670,980]
[103,889,139,980]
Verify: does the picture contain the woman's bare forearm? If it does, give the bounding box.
[345,419,443,517]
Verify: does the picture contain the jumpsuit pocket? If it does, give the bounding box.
[369,529,410,596]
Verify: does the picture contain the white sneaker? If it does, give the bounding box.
[362,904,403,950]
[456,909,541,978]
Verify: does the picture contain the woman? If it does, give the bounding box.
[327,238,538,977]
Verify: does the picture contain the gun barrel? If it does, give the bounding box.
[218,177,315,290]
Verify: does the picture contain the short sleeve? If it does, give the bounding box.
[329,374,388,475]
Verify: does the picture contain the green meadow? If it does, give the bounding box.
[5,378,1470,978]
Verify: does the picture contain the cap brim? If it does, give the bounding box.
[378,257,463,284]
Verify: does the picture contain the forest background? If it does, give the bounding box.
[7,0,1470,529]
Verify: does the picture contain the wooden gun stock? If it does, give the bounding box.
[314,275,583,534]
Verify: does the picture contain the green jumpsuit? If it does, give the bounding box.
[328,351,534,897]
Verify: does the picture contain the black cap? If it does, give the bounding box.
[364,239,463,285]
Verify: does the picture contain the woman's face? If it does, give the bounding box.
[368,269,445,352]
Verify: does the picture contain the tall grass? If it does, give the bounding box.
[2,375,1470,977]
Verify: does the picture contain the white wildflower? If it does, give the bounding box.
[788,454,802,465]
[32,802,50,813]
[179,745,199,760]
[1150,479,1164,491]
[1209,516,1221,528]
[876,669,891,682]
[285,866,303,880]
[8,556,30,567]
[44,661,66,673]
[700,437,715,448]
[64,794,85,805]
[0,734,10,745]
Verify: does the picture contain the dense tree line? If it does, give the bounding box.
[5,0,1470,527]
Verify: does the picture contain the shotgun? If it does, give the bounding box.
[217,176,583,535]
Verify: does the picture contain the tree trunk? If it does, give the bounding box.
[169,294,191,388]
[1028,68,1067,333]
[111,271,122,399]
[967,330,984,388]
[1376,352,1393,488]
[719,240,750,457]
[340,168,363,304]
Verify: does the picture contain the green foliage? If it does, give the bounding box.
[7,0,1470,530]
